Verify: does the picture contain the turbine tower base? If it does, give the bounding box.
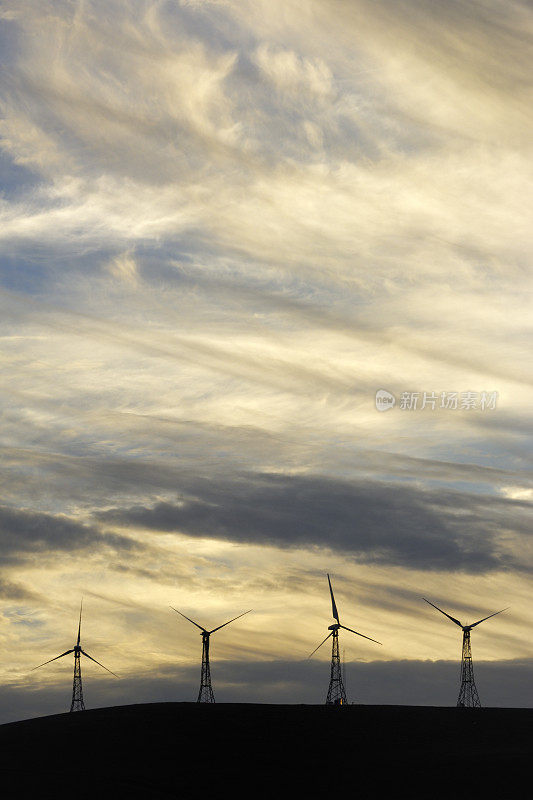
[326,629,347,705]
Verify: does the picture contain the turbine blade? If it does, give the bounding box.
[327,574,340,623]
[170,607,206,632]
[81,650,119,678]
[209,610,252,634]
[308,632,333,659]
[339,625,382,645]
[31,649,74,671]
[470,607,509,628]
[77,598,83,646]
[423,598,462,627]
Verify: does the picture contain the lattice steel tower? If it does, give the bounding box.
[171,607,251,703]
[423,598,508,708]
[457,627,480,708]
[326,624,347,704]
[309,574,381,705]
[32,601,119,712]
[70,643,86,712]
[198,631,215,703]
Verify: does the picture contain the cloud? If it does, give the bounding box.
[107,251,139,286]
[500,487,533,502]
[0,0,530,274]
[96,472,531,572]
[0,505,137,563]
[0,577,38,601]
[254,43,333,101]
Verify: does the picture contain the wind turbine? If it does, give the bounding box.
[423,598,508,708]
[309,574,381,705]
[32,601,119,712]
[171,606,251,702]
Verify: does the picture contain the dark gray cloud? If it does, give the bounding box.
[4,657,532,724]
[0,505,138,564]
[2,438,530,524]
[96,472,530,572]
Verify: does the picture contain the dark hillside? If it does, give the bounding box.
[0,703,531,798]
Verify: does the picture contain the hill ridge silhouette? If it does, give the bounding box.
[1,702,531,798]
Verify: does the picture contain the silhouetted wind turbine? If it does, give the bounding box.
[309,574,381,705]
[32,601,118,712]
[423,598,508,708]
[171,607,251,702]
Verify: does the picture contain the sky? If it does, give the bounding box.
[0,0,532,722]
